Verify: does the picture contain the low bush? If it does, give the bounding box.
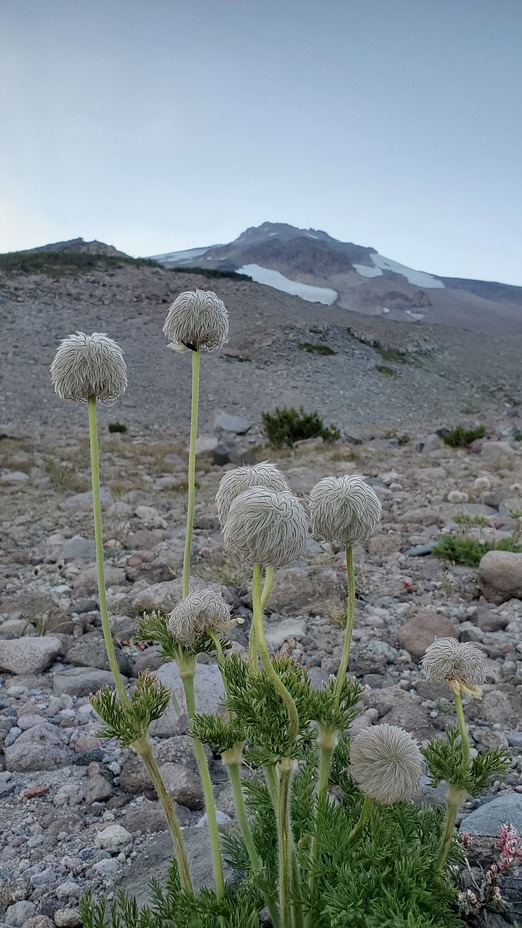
[433,534,522,567]
[443,425,486,448]
[261,406,341,448]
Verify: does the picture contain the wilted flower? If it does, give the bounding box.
[448,490,469,504]
[349,723,423,804]
[216,462,290,527]
[168,588,233,646]
[223,487,308,568]
[421,637,485,699]
[474,476,491,493]
[163,289,228,352]
[50,332,127,403]
[309,475,381,546]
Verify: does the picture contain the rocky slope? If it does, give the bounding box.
[1,419,522,925]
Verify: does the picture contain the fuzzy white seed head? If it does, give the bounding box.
[448,490,469,504]
[216,462,290,527]
[309,475,381,546]
[167,588,231,646]
[349,723,423,804]
[50,332,127,404]
[223,487,308,568]
[509,482,522,497]
[163,289,228,352]
[421,637,486,697]
[474,476,491,493]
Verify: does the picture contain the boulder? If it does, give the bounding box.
[478,550,522,603]
[397,612,458,661]
[0,636,62,675]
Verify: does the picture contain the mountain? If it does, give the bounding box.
[150,222,522,333]
[20,237,130,258]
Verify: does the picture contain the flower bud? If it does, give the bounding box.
[168,588,232,646]
[350,723,423,804]
[421,637,485,699]
[50,332,127,403]
[216,462,290,527]
[309,475,381,546]
[223,487,308,568]
[163,289,228,352]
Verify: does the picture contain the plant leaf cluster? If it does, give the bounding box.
[90,672,170,747]
[423,726,510,796]
[136,611,221,661]
[261,405,340,448]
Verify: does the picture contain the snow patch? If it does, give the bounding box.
[237,264,337,305]
[354,254,444,288]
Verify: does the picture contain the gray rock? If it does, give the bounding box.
[463,793,522,835]
[264,616,306,650]
[158,762,205,810]
[52,667,120,697]
[73,564,126,595]
[478,550,522,604]
[95,825,132,853]
[4,724,72,771]
[53,909,82,927]
[119,736,205,792]
[0,637,62,675]
[214,411,252,434]
[155,662,225,717]
[263,566,346,615]
[350,640,400,676]
[85,772,114,804]
[61,536,96,561]
[396,612,458,662]
[403,542,436,557]
[131,577,206,614]
[212,442,256,467]
[0,471,30,484]
[65,636,130,674]
[505,731,522,751]
[4,902,36,927]
[61,488,113,510]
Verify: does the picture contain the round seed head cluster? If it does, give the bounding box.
[349,723,423,804]
[50,332,127,403]
[216,462,290,527]
[223,486,308,568]
[421,637,486,686]
[309,475,381,546]
[509,482,522,497]
[448,490,469,504]
[163,289,228,352]
[168,588,231,646]
[474,476,491,493]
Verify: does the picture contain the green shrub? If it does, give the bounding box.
[0,251,159,275]
[433,534,522,567]
[443,425,486,448]
[262,406,340,448]
[108,421,128,434]
[298,343,337,356]
[375,365,397,376]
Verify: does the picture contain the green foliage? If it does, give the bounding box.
[374,346,412,365]
[375,364,398,376]
[136,611,220,661]
[190,714,245,755]
[0,250,159,275]
[443,425,486,448]
[90,672,171,747]
[423,726,510,796]
[108,421,128,433]
[433,534,522,567]
[298,342,337,355]
[169,265,250,281]
[261,405,341,448]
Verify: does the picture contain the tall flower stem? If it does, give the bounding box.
[261,566,274,610]
[277,760,295,928]
[438,785,468,870]
[133,736,193,895]
[223,750,281,928]
[454,691,471,771]
[252,564,299,748]
[346,794,374,844]
[249,566,274,672]
[334,545,355,707]
[306,725,337,923]
[87,396,128,707]
[183,348,201,598]
[182,667,225,903]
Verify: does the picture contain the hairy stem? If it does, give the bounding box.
[133,736,192,894]
[454,691,471,771]
[183,348,201,598]
[261,566,274,610]
[307,726,337,922]
[277,763,294,928]
[226,760,281,928]
[252,563,299,748]
[438,785,467,870]
[182,671,225,902]
[87,396,128,707]
[346,794,374,844]
[334,545,355,707]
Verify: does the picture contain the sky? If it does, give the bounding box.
[1,0,521,284]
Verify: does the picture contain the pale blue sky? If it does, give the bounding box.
[1,0,521,283]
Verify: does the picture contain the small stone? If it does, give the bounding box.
[462,792,522,835]
[5,902,36,927]
[159,762,205,810]
[92,858,120,879]
[54,883,80,901]
[0,638,62,675]
[23,917,55,928]
[95,825,132,853]
[397,612,458,662]
[53,909,81,928]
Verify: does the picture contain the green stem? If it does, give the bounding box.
[182,671,225,902]
[87,396,128,707]
[454,691,471,771]
[226,760,281,928]
[334,545,355,708]
[277,763,294,928]
[346,794,374,844]
[133,736,193,895]
[183,349,201,598]
[252,564,299,749]
[438,785,467,870]
[261,566,274,610]
[306,728,337,926]
[248,611,258,673]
